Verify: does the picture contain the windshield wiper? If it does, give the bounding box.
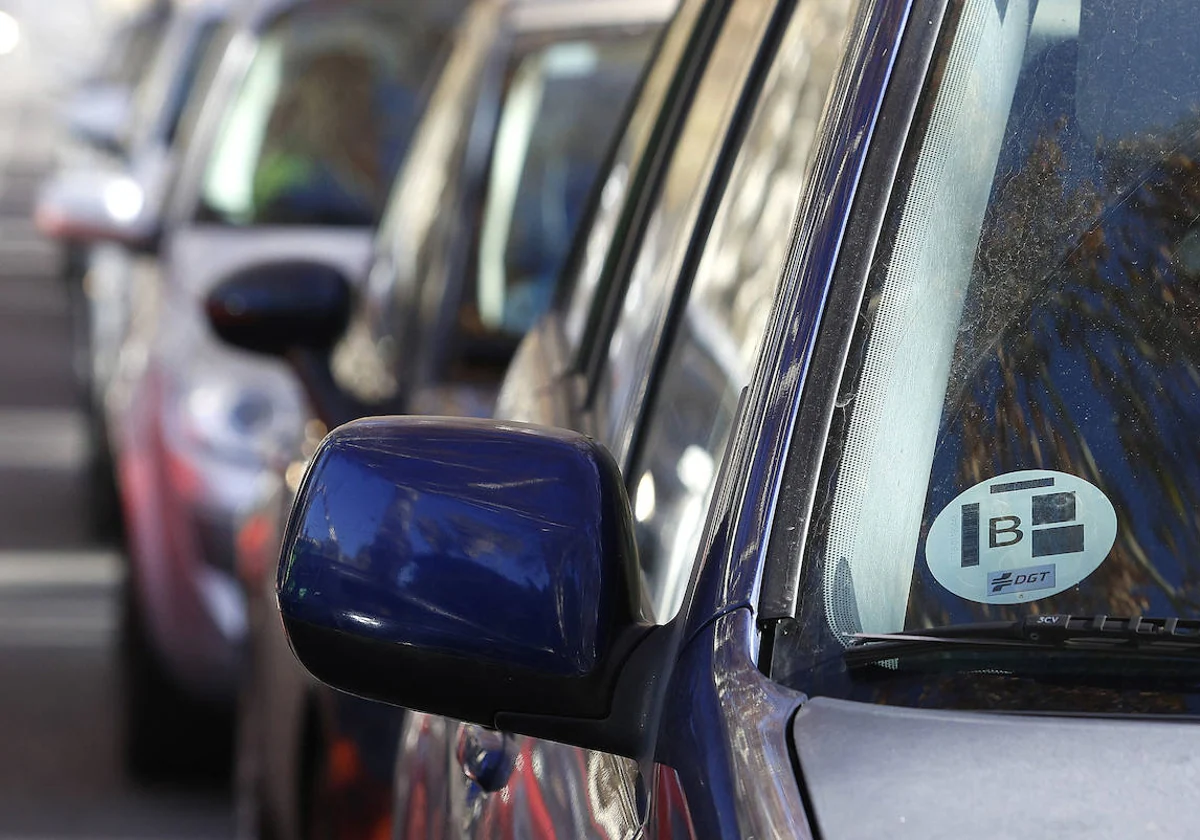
[844,614,1200,668]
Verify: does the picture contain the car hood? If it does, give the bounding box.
[792,696,1200,838]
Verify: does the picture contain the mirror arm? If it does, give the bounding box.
[495,621,678,758]
[284,347,372,429]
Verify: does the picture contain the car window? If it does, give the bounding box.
[775,0,1200,713]
[196,4,450,228]
[475,37,656,340]
[330,3,501,406]
[628,0,854,621]
[421,32,661,388]
[588,0,780,469]
[333,18,661,411]
[559,0,707,354]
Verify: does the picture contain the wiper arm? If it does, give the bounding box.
[844,614,1200,668]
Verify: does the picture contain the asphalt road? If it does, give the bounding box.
[0,8,233,839]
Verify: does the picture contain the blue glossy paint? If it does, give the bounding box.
[278,415,644,678]
[660,609,810,839]
[682,0,915,642]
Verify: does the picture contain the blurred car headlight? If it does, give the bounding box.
[160,343,305,467]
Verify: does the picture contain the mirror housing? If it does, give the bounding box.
[34,169,158,250]
[278,417,665,756]
[205,261,354,357]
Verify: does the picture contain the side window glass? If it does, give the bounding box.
[594,1,780,467]
[629,0,855,621]
[474,36,655,341]
[560,0,707,353]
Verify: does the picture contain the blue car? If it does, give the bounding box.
[277,0,1200,835]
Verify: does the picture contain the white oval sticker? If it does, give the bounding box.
[926,470,1117,605]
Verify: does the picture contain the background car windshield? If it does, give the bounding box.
[467,34,656,341]
[778,0,1200,712]
[197,4,448,227]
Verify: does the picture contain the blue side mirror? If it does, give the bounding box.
[278,417,667,756]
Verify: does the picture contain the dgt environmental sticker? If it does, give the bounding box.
[925,470,1117,605]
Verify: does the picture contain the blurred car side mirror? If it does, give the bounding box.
[277,417,669,758]
[62,84,132,156]
[34,169,159,251]
[205,261,354,357]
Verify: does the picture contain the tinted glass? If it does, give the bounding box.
[197,4,449,227]
[629,0,853,621]
[593,0,781,470]
[560,0,707,353]
[469,35,658,344]
[779,0,1200,713]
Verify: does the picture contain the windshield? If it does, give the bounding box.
[197,4,454,228]
[775,0,1200,713]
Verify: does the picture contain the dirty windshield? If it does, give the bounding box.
[777,0,1200,713]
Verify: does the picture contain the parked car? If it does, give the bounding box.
[37,0,233,540]
[46,0,465,779]
[206,0,671,835]
[266,0,1200,835]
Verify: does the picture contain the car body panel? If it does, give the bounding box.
[658,609,809,839]
[793,697,1200,839]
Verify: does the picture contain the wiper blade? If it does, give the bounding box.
[844,614,1200,668]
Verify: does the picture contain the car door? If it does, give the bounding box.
[389,0,854,835]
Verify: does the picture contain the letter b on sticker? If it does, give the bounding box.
[988,516,1022,549]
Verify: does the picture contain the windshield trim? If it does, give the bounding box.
[746,0,947,630]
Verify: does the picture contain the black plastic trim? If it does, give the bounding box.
[285,617,672,759]
[758,0,952,627]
